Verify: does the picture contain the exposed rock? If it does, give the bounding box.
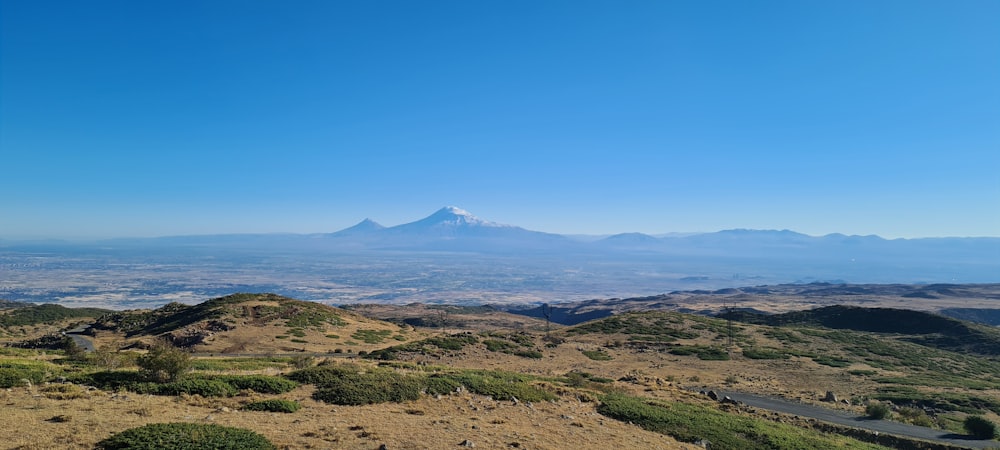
[822,391,838,402]
[459,439,475,447]
[706,390,719,401]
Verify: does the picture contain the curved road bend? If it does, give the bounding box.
[716,391,997,449]
[64,325,95,352]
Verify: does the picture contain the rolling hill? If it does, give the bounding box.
[89,293,416,353]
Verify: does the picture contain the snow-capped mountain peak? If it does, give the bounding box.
[419,206,510,228]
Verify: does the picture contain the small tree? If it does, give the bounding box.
[964,415,997,439]
[137,339,191,383]
[63,337,87,361]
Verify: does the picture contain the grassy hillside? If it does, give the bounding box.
[724,305,1000,356]
[0,299,31,309]
[89,293,415,353]
[0,303,111,327]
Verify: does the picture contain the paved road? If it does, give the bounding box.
[63,325,95,352]
[716,390,998,449]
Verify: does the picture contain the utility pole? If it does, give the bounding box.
[725,301,733,348]
[541,303,552,338]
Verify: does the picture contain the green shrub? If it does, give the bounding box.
[96,423,276,449]
[897,407,934,427]
[243,399,301,413]
[312,370,423,405]
[206,375,299,394]
[964,415,997,439]
[865,402,892,420]
[137,341,191,382]
[159,379,237,397]
[424,375,462,395]
[67,370,149,392]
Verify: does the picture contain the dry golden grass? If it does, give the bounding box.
[0,382,697,449]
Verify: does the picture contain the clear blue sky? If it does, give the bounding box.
[2,1,997,239]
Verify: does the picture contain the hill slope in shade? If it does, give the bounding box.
[723,304,1000,356]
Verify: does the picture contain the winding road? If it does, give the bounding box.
[63,325,95,352]
[716,390,998,449]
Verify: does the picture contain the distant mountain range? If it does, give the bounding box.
[8,205,1000,256]
[3,206,998,287]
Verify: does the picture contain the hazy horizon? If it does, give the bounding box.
[2,204,998,241]
[2,2,997,240]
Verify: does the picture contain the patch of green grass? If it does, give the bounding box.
[483,339,518,352]
[582,349,613,361]
[763,328,809,344]
[568,313,699,340]
[598,393,886,450]
[741,347,789,360]
[290,339,308,344]
[351,329,392,344]
[812,356,852,368]
[289,365,555,406]
[513,350,543,359]
[365,334,479,360]
[325,334,340,339]
[668,345,730,361]
[190,357,291,372]
[0,358,61,387]
[872,385,1000,415]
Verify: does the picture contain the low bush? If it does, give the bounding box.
[243,399,301,413]
[865,402,892,420]
[424,375,462,395]
[312,370,423,405]
[210,375,299,394]
[159,379,237,397]
[964,415,997,439]
[96,423,275,449]
[40,383,87,399]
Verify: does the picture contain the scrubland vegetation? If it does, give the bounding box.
[4,292,1000,448]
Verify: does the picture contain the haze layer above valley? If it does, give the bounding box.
[2,207,997,310]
